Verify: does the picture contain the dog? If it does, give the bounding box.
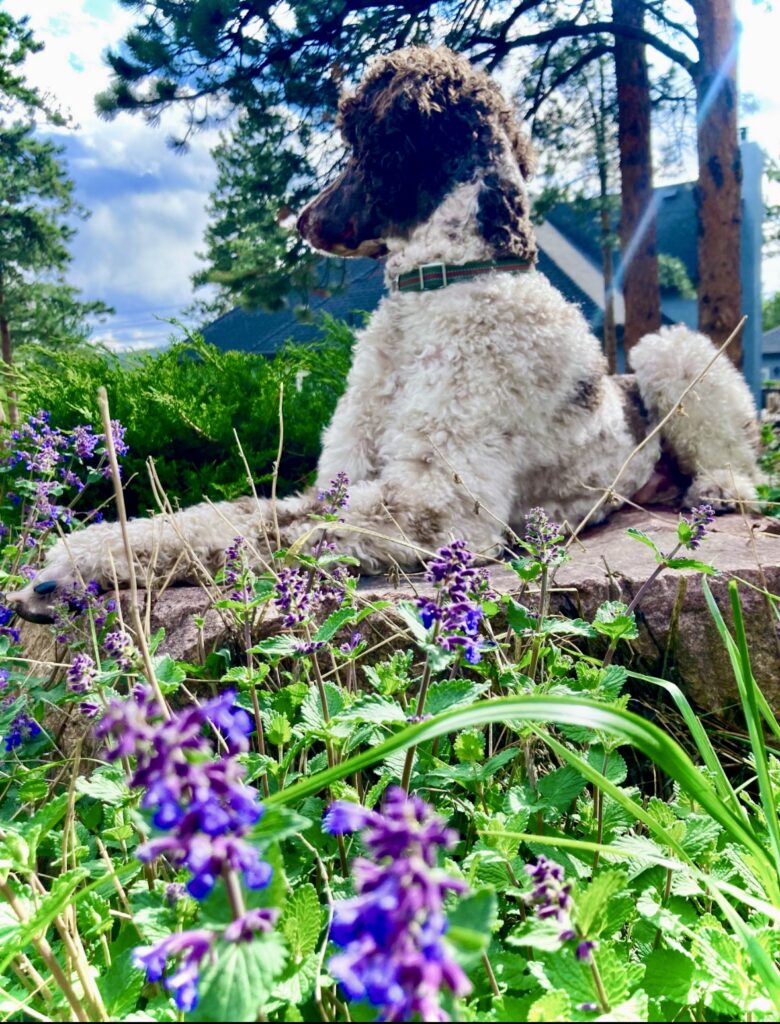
[12,46,760,623]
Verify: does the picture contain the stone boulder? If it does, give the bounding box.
[17,509,780,714]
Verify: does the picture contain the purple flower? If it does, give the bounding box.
[0,668,9,690]
[415,540,491,665]
[273,567,311,627]
[317,471,350,517]
[133,930,215,1012]
[339,631,363,654]
[67,653,97,694]
[324,787,471,1021]
[96,688,272,900]
[223,907,278,943]
[103,630,136,670]
[524,507,564,565]
[3,710,42,752]
[72,424,99,460]
[680,503,715,550]
[524,856,598,962]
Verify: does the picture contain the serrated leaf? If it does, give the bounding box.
[529,989,572,1022]
[642,948,694,1003]
[75,769,129,806]
[537,766,587,810]
[18,778,49,802]
[152,654,186,693]
[626,527,663,559]
[99,946,146,1018]
[665,557,717,575]
[507,916,566,952]
[592,602,639,641]
[280,884,323,963]
[313,606,358,643]
[504,597,536,632]
[587,746,628,785]
[424,679,489,716]
[455,730,485,764]
[334,693,406,726]
[300,681,344,730]
[267,711,293,747]
[191,934,288,1022]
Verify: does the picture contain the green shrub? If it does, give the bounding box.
[14,315,353,516]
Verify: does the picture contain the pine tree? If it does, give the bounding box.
[0,13,111,421]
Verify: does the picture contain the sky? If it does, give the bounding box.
[2,0,780,351]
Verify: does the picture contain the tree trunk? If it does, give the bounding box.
[612,0,661,356]
[691,0,742,364]
[593,63,617,373]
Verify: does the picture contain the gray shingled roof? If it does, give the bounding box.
[764,325,780,355]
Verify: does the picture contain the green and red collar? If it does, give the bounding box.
[391,257,533,293]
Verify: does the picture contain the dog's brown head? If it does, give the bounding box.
[297,47,536,262]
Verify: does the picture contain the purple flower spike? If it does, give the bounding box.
[133,930,215,1012]
[525,507,564,565]
[318,471,350,517]
[325,787,471,1021]
[415,540,492,665]
[680,503,715,549]
[67,653,97,694]
[525,856,598,964]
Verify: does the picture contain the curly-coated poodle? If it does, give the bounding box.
[12,46,760,621]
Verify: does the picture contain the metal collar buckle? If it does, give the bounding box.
[418,262,448,289]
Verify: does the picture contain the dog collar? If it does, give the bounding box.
[391,257,533,293]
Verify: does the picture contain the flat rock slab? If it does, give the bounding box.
[17,509,780,714]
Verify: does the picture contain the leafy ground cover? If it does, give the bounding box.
[1,399,780,1023]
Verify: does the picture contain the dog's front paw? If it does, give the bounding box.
[684,470,758,514]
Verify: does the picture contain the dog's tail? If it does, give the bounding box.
[628,324,762,510]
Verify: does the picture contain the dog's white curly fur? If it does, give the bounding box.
[11,53,761,621]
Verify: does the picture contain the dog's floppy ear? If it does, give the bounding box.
[477,168,537,263]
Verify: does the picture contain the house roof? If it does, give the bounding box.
[199,182,701,354]
[764,325,780,355]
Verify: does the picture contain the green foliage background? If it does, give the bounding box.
[13,316,353,517]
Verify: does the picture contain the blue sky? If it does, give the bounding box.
[3,0,779,350]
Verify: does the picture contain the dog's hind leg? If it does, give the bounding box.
[628,324,762,511]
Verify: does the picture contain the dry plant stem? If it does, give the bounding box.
[271,382,284,550]
[589,953,611,1013]
[0,881,91,1023]
[222,864,247,920]
[0,985,51,1023]
[13,954,53,1001]
[482,951,501,997]
[568,316,746,545]
[97,388,169,719]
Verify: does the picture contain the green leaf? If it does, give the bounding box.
[454,730,485,764]
[446,888,497,963]
[537,766,587,810]
[665,557,717,575]
[279,883,323,964]
[75,767,129,806]
[575,870,628,937]
[191,934,288,1022]
[626,527,663,560]
[313,606,358,643]
[510,557,542,582]
[423,679,488,716]
[592,602,639,641]
[528,990,572,1022]
[17,778,49,802]
[98,947,146,1018]
[334,693,406,726]
[508,916,567,952]
[504,597,536,632]
[300,681,344,730]
[642,948,694,1003]
[267,711,293,747]
[153,654,186,693]
[540,617,596,637]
